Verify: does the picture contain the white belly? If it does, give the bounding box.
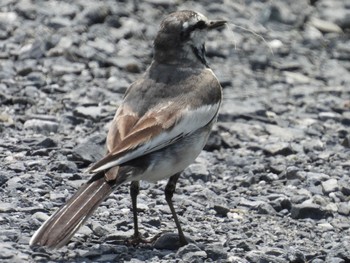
[129,124,212,183]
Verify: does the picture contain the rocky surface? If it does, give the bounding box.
[1,0,350,262]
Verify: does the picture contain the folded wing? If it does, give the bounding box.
[89,101,220,173]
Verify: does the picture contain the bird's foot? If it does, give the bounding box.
[124,232,162,246]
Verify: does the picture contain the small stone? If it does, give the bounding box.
[0,243,14,259]
[263,142,295,156]
[83,4,111,25]
[26,72,46,87]
[205,243,228,260]
[287,249,305,262]
[71,134,105,165]
[303,139,324,152]
[341,137,350,148]
[339,181,350,196]
[0,174,8,187]
[187,163,209,181]
[322,178,339,194]
[7,162,26,173]
[136,202,148,212]
[236,241,255,252]
[144,218,161,228]
[312,195,328,207]
[338,202,350,216]
[270,196,292,212]
[32,212,49,222]
[0,202,16,212]
[317,222,334,231]
[52,160,78,173]
[285,71,312,84]
[261,172,279,182]
[285,166,301,180]
[318,112,342,122]
[73,106,104,120]
[18,40,46,59]
[204,130,222,151]
[175,243,207,261]
[109,56,141,71]
[36,137,57,148]
[0,12,17,24]
[146,0,176,8]
[213,205,230,217]
[95,254,119,262]
[326,257,346,263]
[77,225,93,237]
[291,203,328,220]
[154,233,193,250]
[0,112,14,125]
[51,62,85,76]
[125,63,141,73]
[306,172,330,184]
[92,225,109,237]
[24,119,59,134]
[239,198,265,209]
[47,16,72,29]
[105,230,134,242]
[325,203,338,213]
[257,202,276,215]
[49,191,66,202]
[310,17,343,33]
[87,38,115,54]
[107,76,129,93]
[265,247,285,256]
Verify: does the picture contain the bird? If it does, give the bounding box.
[30,10,226,249]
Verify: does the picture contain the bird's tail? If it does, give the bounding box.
[30,171,124,249]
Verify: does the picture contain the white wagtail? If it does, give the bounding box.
[30,10,226,249]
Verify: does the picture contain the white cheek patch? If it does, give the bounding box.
[182,21,189,30]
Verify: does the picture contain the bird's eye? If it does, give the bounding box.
[180,20,207,41]
[195,20,206,30]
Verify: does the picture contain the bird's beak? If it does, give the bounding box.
[207,20,227,30]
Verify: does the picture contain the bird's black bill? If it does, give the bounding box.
[208,20,227,29]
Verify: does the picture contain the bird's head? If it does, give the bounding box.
[154,10,226,67]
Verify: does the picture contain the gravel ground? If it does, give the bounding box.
[1,0,350,262]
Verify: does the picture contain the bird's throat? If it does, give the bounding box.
[191,44,209,68]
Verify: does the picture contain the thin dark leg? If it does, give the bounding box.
[133,0,139,12]
[130,181,140,239]
[128,180,162,246]
[165,173,188,246]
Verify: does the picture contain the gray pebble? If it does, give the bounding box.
[291,203,328,220]
[337,202,350,216]
[24,119,59,134]
[154,233,193,250]
[175,243,207,261]
[71,134,105,164]
[205,243,228,260]
[322,178,339,194]
[263,142,295,156]
[257,202,277,215]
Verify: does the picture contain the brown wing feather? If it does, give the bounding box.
[106,105,139,152]
[90,103,180,172]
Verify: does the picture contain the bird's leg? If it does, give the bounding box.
[130,181,140,239]
[165,173,188,246]
[125,181,162,246]
[127,180,161,246]
[125,180,145,245]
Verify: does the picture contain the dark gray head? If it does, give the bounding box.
[154,10,226,67]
